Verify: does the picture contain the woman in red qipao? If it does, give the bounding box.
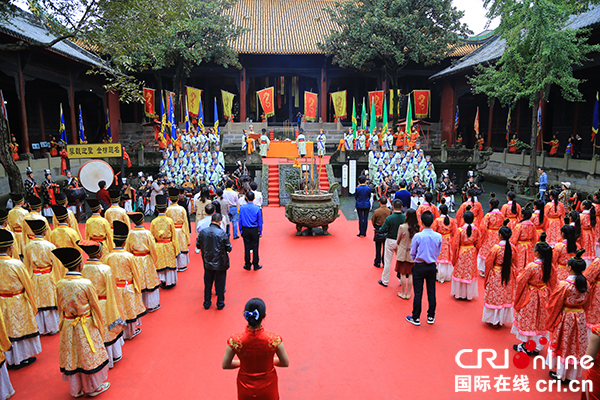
[512,237,556,356]
[546,250,589,382]
[545,190,566,246]
[510,207,537,276]
[477,195,505,277]
[483,222,517,327]
[553,222,577,281]
[532,199,548,242]
[580,201,597,266]
[223,298,290,400]
[451,210,481,300]
[432,203,457,283]
[501,192,522,231]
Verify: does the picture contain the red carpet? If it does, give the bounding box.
[10,210,581,399]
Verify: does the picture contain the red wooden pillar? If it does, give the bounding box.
[107,91,121,143]
[440,80,455,145]
[16,55,30,155]
[69,70,78,144]
[240,68,247,122]
[320,68,327,122]
[486,100,494,148]
[37,95,46,155]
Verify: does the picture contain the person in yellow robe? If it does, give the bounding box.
[77,240,125,370]
[23,219,63,335]
[22,196,51,247]
[49,205,80,251]
[85,200,114,264]
[104,190,131,229]
[0,308,15,399]
[7,193,28,258]
[106,221,146,340]
[52,193,82,240]
[150,195,179,289]
[52,247,111,397]
[166,188,190,272]
[126,212,160,312]
[0,229,41,369]
[0,210,20,261]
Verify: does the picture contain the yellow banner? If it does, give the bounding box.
[221,90,235,119]
[186,86,203,117]
[330,90,347,119]
[67,143,122,159]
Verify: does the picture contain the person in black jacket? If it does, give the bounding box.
[197,213,232,310]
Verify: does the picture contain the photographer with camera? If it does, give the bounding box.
[150,173,166,215]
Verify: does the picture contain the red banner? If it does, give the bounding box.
[143,88,155,118]
[413,90,430,118]
[368,91,384,118]
[304,92,318,121]
[257,87,275,118]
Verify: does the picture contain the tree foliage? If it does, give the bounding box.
[320,0,470,124]
[90,0,244,110]
[469,0,600,185]
[0,0,100,51]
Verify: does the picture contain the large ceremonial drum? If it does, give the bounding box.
[78,160,114,193]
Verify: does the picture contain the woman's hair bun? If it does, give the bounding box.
[490,192,496,198]
[576,248,586,259]
[466,205,472,211]
[535,193,541,200]
[440,198,446,204]
[564,216,571,225]
[503,218,510,227]
[539,232,547,242]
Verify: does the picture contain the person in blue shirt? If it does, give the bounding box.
[239,191,263,271]
[535,167,548,201]
[355,175,372,237]
[406,211,442,326]
[394,180,411,212]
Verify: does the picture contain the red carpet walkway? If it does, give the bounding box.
[10,209,580,399]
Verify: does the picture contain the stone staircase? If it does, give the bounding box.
[267,165,279,206]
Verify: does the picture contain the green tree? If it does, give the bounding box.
[470,0,600,187]
[319,0,469,126]
[90,0,244,118]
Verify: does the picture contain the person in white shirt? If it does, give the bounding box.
[196,203,226,234]
[250,182,263,208]
[223,180,240,239]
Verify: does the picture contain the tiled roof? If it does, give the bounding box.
[0,7,105,68]
[226,0,338,55]
[430,4,600,80]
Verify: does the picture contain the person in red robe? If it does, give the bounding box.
[508,134,518,154]
[59,148,69,176]
[223,298,289,400]
[581,323,600,399]
[546,250,589,382]
[545,191,566,246]
[122,147,132,168]
[483,223,517,327]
